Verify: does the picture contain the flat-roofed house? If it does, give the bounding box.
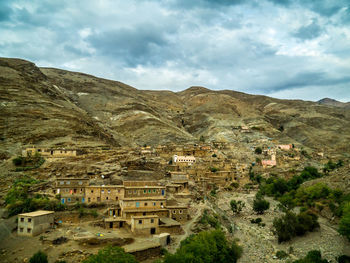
[85,185,124,203]
[55,178,89,204]
[172,155,196,166]
[18,210,54,236]
[131,215,159,235]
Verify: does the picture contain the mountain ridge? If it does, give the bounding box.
[1,57,350,157]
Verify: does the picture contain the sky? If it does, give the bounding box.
[1,0,350,102]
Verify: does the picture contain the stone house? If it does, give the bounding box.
[131,215,159,235]
[22,147,79,158]
[55,178,89,204]
[85,185,124,203]
[18,210,54,236]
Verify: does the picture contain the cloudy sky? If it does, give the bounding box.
[1,0,350,101]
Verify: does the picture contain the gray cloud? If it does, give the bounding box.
[0,0,349,102]
[293,19,323,40]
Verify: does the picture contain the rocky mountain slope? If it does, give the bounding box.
[1,57,350,157]
[318,98,350,109]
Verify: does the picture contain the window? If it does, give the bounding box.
[20,218,24,222]
[79,181,83,185]
[153,202,156,206]
[106,197,109,200]
[28,218,32,223]
[134,190,137,194]
[27,228,31,233]
[108,189,111,194]
[66,181,70,185]
[151,219,154,223]
[101,190,104,194]
[60,181,64,185]
[129,190,132,194]
[91,190,94,193]
[20,228,23,232]
[67,198,71,202]
[160,202,163,206]
[144,190,146,193]
[88,198,91,202]
[173,210,176,214]
[148,189,151,193]
[136,202,140,208]
[179,210,183,214]
[144,202,148,206]
[153,189,156,193]
[138,220,142,224]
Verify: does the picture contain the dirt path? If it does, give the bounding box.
[168,201,207,253]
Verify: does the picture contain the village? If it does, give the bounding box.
[1,125,341,263]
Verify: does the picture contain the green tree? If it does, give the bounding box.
[293,250,329,263]
[338,202,350,242]
[30,251,48,263]
[164,230,242,263]
[230,200,245,214]
[83,246,138,263]
[255,147,262,154]
[253,196,270,214]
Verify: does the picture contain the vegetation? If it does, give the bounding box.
[276,250,288,259]
[199,209,221,229]
[83,246,138,263]
[253,194,270,214]
[29,251,48,263]
[5,176,65,216]
[212,153,217,157]
[254,147,262,154]
[273,210,319,243]
[199,135,205,142]
[323,159,343,173]
[230,200,245,214]
[163,230,242,263]
[338,202,350,242]
[210,167,218,173]
[292,250,329,263]
[12,153,45,172]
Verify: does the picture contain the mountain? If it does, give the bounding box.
[318,98,350,109]
[1,57,350,157]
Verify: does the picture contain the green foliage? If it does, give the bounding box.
[323,160,343,173]
[338,202,350,242]
[5,176,65,216]
[292,250,329,263]
[163,230,242,263]
[29,251,48,263]
[90,209,98,218]
[250,218,262,224]
[254,147,262,154]
[273,211,319,243]
[230,200,245,214]
[212,153,217,157]
[276,250,288,259]
[337,255,350,263]
[301,150,310,158]
[12,154,45,171]
[83,246,138,263]
[210,167,218,173]
[199,209,221,229]
[230,182,239,189]
[253,195,270,214]
[199,135,205,142]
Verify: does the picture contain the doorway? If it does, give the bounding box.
[150,228,156,234]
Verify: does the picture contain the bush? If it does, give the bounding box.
[230,200,245,214]
[199,210,221,229]
[210,167,218,173]
[337,255,350,263]
[292,250,329,263]
[273,211,319,243]
[255,147,262,154]
[253,196,270,214]
[163,230,242,263]
[30,251,48,263]
[276,250,288,259]
[83,246,138,263]
[338,202,350,242]
[212,153,217,157]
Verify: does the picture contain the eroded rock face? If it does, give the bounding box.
[2,57,350,155]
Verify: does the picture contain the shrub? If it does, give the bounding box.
[255,147,262,154]
[163,230,242,263]
[30,251,48,263]
[276,250,288,259]
[212,153,217,157]
[273,211,319,243]
[83,246,138,263]
[338,202,350,242]
[337,255,350,263]
[230,200,245,214]
[210,167,218,173]
[292,250,329,263]
[250,218,262,224]
[253,197,270,214]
